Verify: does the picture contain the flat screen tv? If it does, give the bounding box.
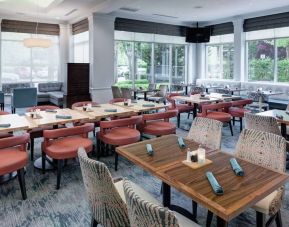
[186,27,211,43]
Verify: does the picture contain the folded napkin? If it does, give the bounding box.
[230,158,244,176]
[104,109,117,112]
[206,172,224,196]
[131,100,138,103]
[92,104,101,107]
[222,94,232,97]
[178,137,186,149]
[199,97,210,100]
[55,115,72,119]
[45,109,57,113]
[146,144,154,156]
[142,104,155,107]
[0,123,11,128]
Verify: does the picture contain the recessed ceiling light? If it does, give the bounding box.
[194,6,203,9]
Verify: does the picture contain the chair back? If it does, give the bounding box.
[248,91,268,102]
[12,87,37,108]
[111,86,122,99]
[26,105,59,112]
[190,86,203,95]
[231,99,252,108]
[148,83,155,91]
[200,102,232,116]
[121,87,132,99]
[109,98,126,104]
[244,112,281,136]
[187,117,223,150]
[71,101,99,109]
[0,111,10,115]
[236,129,286,172]
[142,110,178,122]
[157,85,168,97]
[166,93,180,109]
[0,133,29,150]
[171,84,183,92]
[123,179,180,227]
[78,148,129,226]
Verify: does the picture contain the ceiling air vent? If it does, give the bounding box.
[119,7,139,12]
[152,14,178,19]
[65,9,77,17]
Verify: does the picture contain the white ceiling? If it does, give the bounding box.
[0,0,288,24]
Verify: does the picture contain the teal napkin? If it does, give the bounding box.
[45,109,57,113]
[55,115,72,119]
[0,123,11,128]
[230,158,244,176]
[178,137,186,149]
[92,104,101,107]
[222,94,232,97]
[199,97,210,100]
[104,109,117,112]
[206,171,224,196]
[146,144,154,156]
[142,104,155,107]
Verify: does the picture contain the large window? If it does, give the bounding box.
[205,34,234,80]
[246,28,289,82]
[1,32,59,83]
[73,31,89,63]
[114,31,187,88]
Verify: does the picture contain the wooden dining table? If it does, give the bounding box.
[133,89,160,100]
[112,100,168,113]
[0,114,34,133]
[116,135,289,227]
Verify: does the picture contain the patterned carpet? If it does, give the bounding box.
[0,113,289,227]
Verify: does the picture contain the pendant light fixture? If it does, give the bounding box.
[23,0,52,48]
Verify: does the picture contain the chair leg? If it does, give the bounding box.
[30,138,34,161]
[206,210,214,227]
[42,151,46,174]
[56,160,62,190]
[96,139,101,160]
[256,211,265,227]
[115,152,119,171]
[192,200,198,221]
[240,117,243,132]
[17,168,27,200]
[232,117,235,125]
[228,121,233,136]
[91,216,98,227]
[177,113,181,128]
[275,211,282,227]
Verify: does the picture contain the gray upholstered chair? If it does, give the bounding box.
[189,86,204,95]
[120,87,133,99]
[244,112,281,136]
[11,87,37,113]
[247,91,269,112]
[123,179,200,227]
[235,129,286,227]
[187,117,223,150]
[214,88,230,94]
[148,84,168,104]
[111,86,122,99]
[78,148,160,227]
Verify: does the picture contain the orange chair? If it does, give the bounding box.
[26,105,60,161]
[198,102,233,136]
[42,123,94,189]
[97,116,142,171]
[138,110,178,136]
[0,133,30,200]
[72,101,100,136]
[109,98,126,104]
[167,93,194,127]
[229,99,253,132]
[0,111,13,139]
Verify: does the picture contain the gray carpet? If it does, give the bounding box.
[0,114,288,227]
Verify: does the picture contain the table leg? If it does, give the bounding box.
[134,91,137,100]
[206,88,209,93]
[185,86,188,95]
[216,216,228,227]
[281,123,287,138]
[162,182,171,208]
[193,103,198,118]
[144,91,147,101]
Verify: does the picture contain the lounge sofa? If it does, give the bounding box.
[37,82,64,107]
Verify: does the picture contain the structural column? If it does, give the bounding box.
[88,13,115,103]
[233,18,245,82]
[187,43,197,84]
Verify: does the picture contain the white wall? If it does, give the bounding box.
[88,13,115,103]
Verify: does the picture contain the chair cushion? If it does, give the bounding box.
[37,92,50,98]
[140,121,176,136]
[38,82,62,92]
[0,148,28,175]
[198,112,231,122]
[115,180,161,206]
[229,107,250,118]
[45,136,93,159]
[47,91,64,99]
[253,190,279,215]
[98,128,140,146]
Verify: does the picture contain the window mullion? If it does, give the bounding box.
[274,39,278,83]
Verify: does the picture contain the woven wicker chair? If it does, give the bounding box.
[187,117,223,150]
[123,179,200,227]
[235,129,286,227]
[78,148,160,227]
